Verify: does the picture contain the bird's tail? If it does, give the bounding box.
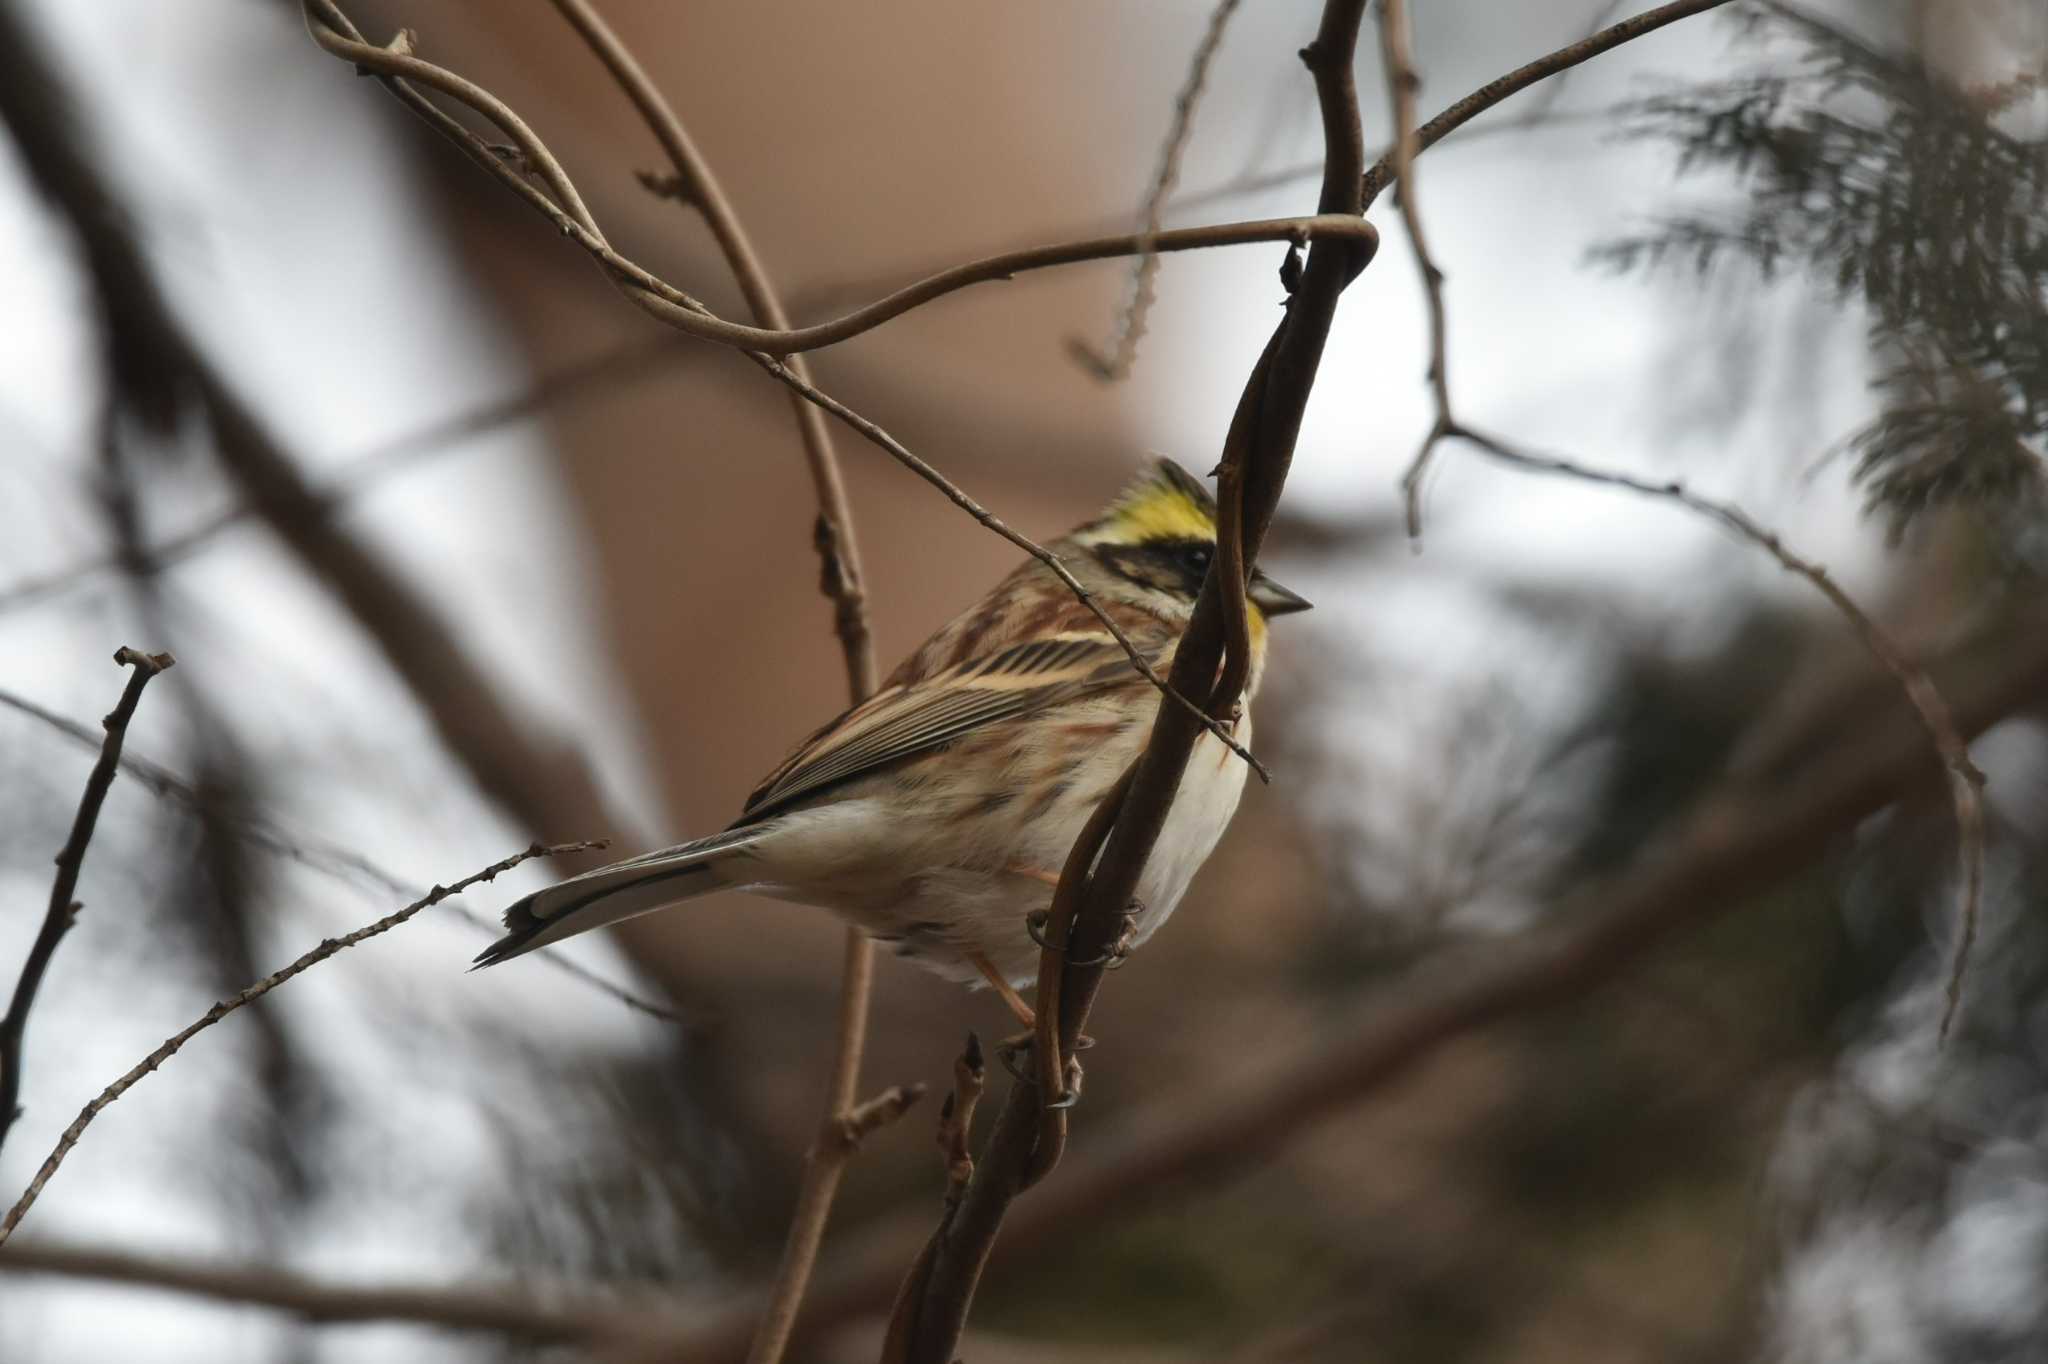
[472,827,768,968]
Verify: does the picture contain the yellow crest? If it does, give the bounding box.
[1086,458,1217,543]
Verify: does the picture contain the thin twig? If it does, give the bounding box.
[0,2,624,886]
[0,1237,680,1342]
[1446,422,1988,1039]
[890,2,1376,1356]
[1070,0,1245,380]
[745,933,885,1364]
[879,1033,985,1363]
[1024,766,1135,1188]
[749,355,1274,781]
[1358,0,1740,210]
[0,0,1670,614]
[17,593,2045,1356]
[0,334,686,617]
[1364,0,1971,1026]
[0,839,603,1246]
[311,1,1367,357]
[0,647,172,1160]
[300,0,1279,779]
[1379,0,1456,540]
[0,686,687,1026]
[1359,0,1982,1023]
[538,0,877,695]
[528,7,893,1359]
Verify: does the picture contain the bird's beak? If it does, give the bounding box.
[1248,568,1312,617]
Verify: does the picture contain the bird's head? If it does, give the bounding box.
[1068,458,1312,628]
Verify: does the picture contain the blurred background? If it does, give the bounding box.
[1,0,2045,1359]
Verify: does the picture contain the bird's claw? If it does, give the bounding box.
[995,1029,1092,1055]
[1046,1057,1085,1110]
[993,1031,1090,1107]
[1026,898,1144,967]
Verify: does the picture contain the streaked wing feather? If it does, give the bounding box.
[738,634,1135,821]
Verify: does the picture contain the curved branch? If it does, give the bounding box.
[312,0,1369,357]
[1445,422,1989,1039]
[17,591,2044,1354]
[519,7,894,1361]
[1359,0,1739,211]
[890,2,1375,1357]
[301,0,1287,778]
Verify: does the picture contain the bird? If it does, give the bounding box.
[475,458,1310,1022]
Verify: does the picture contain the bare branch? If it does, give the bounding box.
[1365,0,1979,1037]
[0,647,173,1160]
[831,1084,926,1151]
[0,1238,677,1342]
[0,0,625,887]
[745,931,879,1364]
[301,0,1282,779]
[528,6,889,1359]
[1379,0,1456,539]
[4,0,1674,617]
[0,686,684,1025]
[887,2,1376,1356]
[0,840,603,1247]
[1445,422,1989,1039]
[14,590,2047,1355]
[1359,0,1740,210]
[1070,0,1245,380]
[0,335,686,617]
[748,354,1276,781]
[310,0,1367,357]
[538,0,877,697]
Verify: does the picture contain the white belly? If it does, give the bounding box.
[733,716,1253,986]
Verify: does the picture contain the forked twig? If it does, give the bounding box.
[8,595,2048,1353]
[1382,0,1743,550]
[1447,423,1988,1038]
[1366,0,1979,1039]
[0,840,603,1246]
[1070,0,1245,380]
[750,356,1275,782]
[300,0,1282,780]
[888,3,1378,1356]
[1358,0,1739,210]
[0,685,683,1025]
[0,648,172,1160]
[1378,0,1456,540]
[532,6,889,1358]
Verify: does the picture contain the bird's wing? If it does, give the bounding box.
[737,632,1141,822]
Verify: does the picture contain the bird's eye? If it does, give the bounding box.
[1181,543,1214,576]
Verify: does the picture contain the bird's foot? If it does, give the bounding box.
[993,1031,1087,1109]
[1026,898,1144,968]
